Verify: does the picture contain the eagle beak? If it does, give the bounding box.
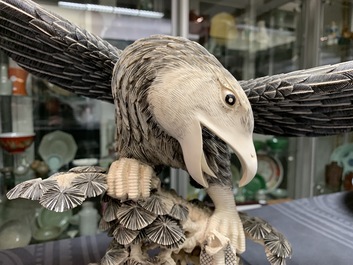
[179,119,214,188]
[198,113,257,187]
[229,132,257,187]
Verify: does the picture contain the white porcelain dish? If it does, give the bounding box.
[257,154,283,191]
[38,130,77,171]
[72,158,98,166]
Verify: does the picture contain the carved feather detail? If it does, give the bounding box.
[0,2,298,264]
[3,1,353,140]
[0,0,119,101]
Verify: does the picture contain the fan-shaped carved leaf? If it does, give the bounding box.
[116,201,156,230]
[132,229,147,244]
[113,225,140,245]
[7,178,42,200]
[169,204,189,221]
[145,216,185,246]
[99,218,112,232]
[165,237,186,249]
[69,166,106,174]
[100,247,129,265]
[20,180,47,200]
[71,172,107,198]
[243,217,272,240]
[40,186,85,212]
[266,254,287,265]
[103,199,122,222]
[264,231,292,259]
[139,194,169,215]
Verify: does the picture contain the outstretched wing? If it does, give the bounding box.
[240,61,353,136]
[2,0,353,136]
[0,0,119,102]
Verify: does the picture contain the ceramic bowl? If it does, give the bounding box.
[0,132,35,154]
[38,130,77,171]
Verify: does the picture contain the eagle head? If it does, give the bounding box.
[148,63,257,188]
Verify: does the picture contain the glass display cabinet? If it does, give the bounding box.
[186,0,353,201]
[312,0,353,195]
[186,0,303,202]
[0,0,173,249]
[1,0,353,249]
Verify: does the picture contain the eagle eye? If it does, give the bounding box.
[225,93,236,106]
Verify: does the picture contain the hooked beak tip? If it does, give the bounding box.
[238,152,257,187]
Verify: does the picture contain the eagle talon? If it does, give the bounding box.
[106,158,155,201]
[197,185,245,265]
[201,209,244,260]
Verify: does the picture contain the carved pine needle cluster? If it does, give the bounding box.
[7,166,292,265]
[7,166,107,212]
[100,192,189,250]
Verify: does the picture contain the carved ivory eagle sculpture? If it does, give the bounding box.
[2,0,353,264]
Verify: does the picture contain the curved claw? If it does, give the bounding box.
[194,203,244,265]
[205,230,230,256]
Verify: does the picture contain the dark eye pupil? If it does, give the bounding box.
[225,94,236,105]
